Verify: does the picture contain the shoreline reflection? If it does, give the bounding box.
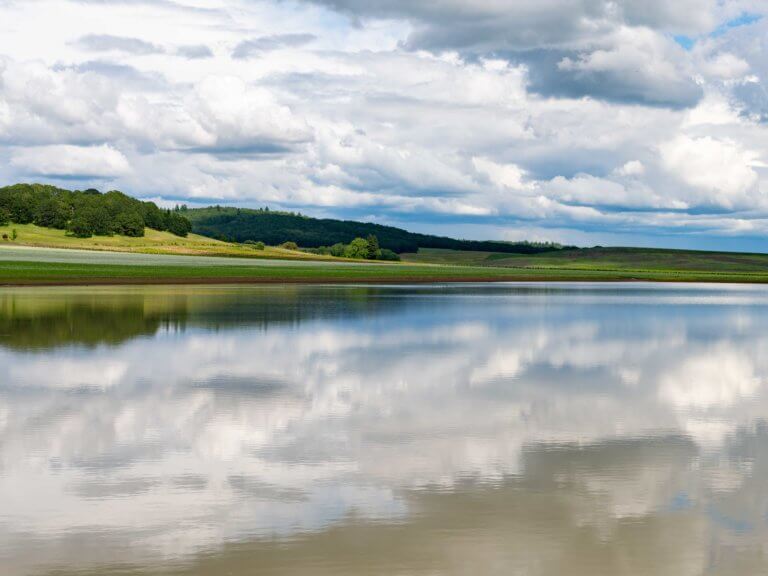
[1,284,768,575]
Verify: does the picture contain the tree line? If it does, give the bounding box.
[304,235,400,260]
[185,206,573,254]
[0,183,192,238]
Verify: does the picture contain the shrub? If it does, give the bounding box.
[255,241,265,250]
[11,228,18,241]
[281,241,299,250]
[379,248,401,261]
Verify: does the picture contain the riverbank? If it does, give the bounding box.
[4,259,768,285]
[4,245,768,286]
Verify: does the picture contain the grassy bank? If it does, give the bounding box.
[0,223,332,261]
[3,248,768,285]
[3,243,768,286]
[403,247,768,273]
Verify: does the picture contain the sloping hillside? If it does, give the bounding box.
[186,207,571,254]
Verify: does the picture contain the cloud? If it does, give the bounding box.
[615,160,645,177]
[472,157,532,191]
[0,0,767,248]
[175,44,213,59]
[73,34,164,55]
[232,34,316,59]
[300,0,718,108]
[182,76,313,154]
[550,28,703,108]
[10,144,131,178]
[659,135,761,206]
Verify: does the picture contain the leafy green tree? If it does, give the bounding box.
[0,207,10,226]
[142,203,166,231]
[165,211,192,237]
[115,210,145,237]
[8,192,36,224]
[68,217,93,238]
[35,198,70,229]
[366,234,381,259]
[330,243,346,257]
[344,237,369,259]
[83,205,113,235]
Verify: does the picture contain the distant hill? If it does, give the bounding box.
[186,206,572,254]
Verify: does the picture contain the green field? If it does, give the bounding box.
[403,247,768,273]
[3,244,768,285]
[0,223,333,261]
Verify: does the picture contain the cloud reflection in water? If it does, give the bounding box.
[1,284,768,575]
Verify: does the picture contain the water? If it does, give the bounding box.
[2,283,768,575]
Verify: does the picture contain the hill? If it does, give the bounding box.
[402,247,768,273]
[0,223,334,260]
[0,183,192,238]
[186,206,571,254]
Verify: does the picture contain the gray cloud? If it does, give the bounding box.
[703,17,768,121]
[519,48,703,109]
[73,34,164,55]
[232,33,316,59]
[300,0,715,108]
[175,44,213,59]
[1,0,768,247]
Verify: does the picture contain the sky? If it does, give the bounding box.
[0,0,767,249]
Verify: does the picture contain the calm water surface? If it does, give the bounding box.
[2,283,768,575]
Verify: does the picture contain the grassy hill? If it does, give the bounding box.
[403,247,768,273]
[186,207,570,255]
[0,223,333,260]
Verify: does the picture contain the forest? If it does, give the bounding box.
[0,183,192,238]
[186,206,572,254]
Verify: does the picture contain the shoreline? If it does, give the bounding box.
[3,275,768,287]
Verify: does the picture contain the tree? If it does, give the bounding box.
[344,237,369,259]
[330,243,346,257]
[68,217,93,238]
[281,241,299,250]
[8,192,36,224]
[165,212,192,237]
[366,234,380,259]
[115,210,145,237]
[0,207,10,226]
[83,205,113,235]
[35,198,70,229]
[142,203,166,231]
